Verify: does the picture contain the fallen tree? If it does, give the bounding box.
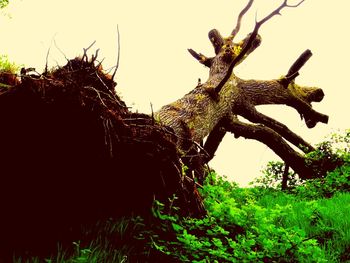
[156,0,330,184]
[0,0,337,260]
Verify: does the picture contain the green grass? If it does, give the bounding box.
[254,190,350,262]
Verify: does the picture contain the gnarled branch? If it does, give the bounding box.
[237,77,328,129]
[223,116,315,179]
[235,104,315,153]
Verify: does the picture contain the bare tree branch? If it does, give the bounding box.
[91,48,100,64]
[285,97,329,128]
[187,49,212,67]
[280,49,313,86]
[257,0,304,26]
[224,116,315,179]
[236,104,315,153]
[111,25,121,81]
[230,0,254,39]
[44,45,51,75]
[215,0,305,94]
[81,40,97,63]
[53,39,69,63]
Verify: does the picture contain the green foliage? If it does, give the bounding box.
[0,54,21,73]
[252,130,350,193]
[293,164,350,199]
[251,161,302,189]
[147,172,328,262]
[256,191,350,263]
[0,0,9,9]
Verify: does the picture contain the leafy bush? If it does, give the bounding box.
[252,130,350,194]
[0,0,9,10]
[294,164,350,199]
[0,54,20,73]
[148,172,327,262]
[251,161,302,189]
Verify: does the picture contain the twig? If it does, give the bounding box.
[82,40,97,63]
[85,40,97,51]
[91,48,100,64]
[94,72,127,108]
[53,39,69,63]
[193,141,210,159]
[96,58,105,70]
[150,102,154,125]
[111,25,121,80]
[44,34,57,74]
[84,86,107,108]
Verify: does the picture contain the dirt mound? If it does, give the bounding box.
[0,57,204,258]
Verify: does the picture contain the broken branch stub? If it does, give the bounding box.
[279,49,313,87]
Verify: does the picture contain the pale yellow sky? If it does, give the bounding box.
[1,0,349,185]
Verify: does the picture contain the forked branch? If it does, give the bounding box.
[215,0,305,94]
[257,0,305,26]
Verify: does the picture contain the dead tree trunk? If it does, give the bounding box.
[156,0,328,183]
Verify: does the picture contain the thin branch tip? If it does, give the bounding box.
[111,25,121,81]
[287,0,305,8]
[231,0,254,38]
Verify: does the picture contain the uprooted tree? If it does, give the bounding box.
[0,0,337,259]
[157,0,330,184]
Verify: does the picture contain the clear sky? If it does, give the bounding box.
[1,0,349,185]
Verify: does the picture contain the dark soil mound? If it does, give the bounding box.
[0,57,204,259]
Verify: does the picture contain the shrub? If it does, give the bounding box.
[0,54,21,73]
[148,172,327,262]
[252,130,350,195]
